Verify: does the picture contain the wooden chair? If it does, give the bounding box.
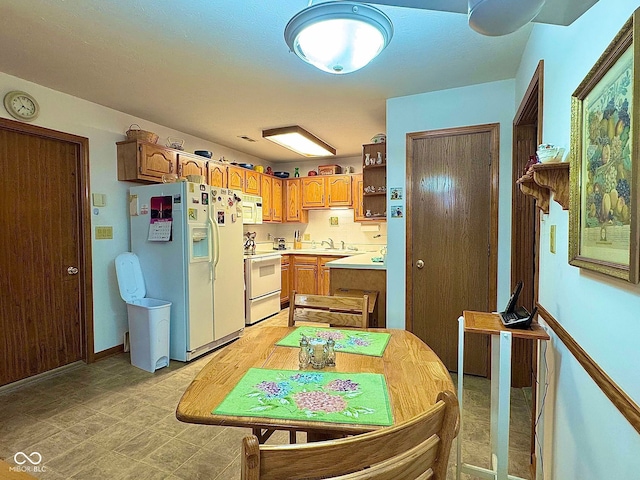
[241,390,459,480]
[288,290,370,328]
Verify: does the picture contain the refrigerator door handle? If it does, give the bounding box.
[211,212,221,268]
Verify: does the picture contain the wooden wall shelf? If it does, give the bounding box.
[516,162,569,214]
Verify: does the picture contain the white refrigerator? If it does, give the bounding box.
[129,182,244,361]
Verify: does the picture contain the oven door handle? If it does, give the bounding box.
[250,256,281,265]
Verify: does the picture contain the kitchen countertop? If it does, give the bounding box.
[325,253,386,270]
[244,248,364,259]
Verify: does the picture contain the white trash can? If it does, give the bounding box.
[115,252,171,373]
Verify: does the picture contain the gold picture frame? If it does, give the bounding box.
[569,9,640,283]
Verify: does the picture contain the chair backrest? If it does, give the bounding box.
[287,290,369,328]
[241,390,459,480]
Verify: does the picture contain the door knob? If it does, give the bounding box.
[415,260,424,269]
[67,266,79,275]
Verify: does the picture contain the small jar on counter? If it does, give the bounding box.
[299,336,310,369]
[325,339,336,367]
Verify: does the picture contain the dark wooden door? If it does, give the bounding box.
[0,120,91,386]
[407,125,499,376]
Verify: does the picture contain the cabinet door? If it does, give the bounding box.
[272,177,283,222]
[261,174,272,221]
[208,162,228,188]
[228,166,244,191]
[245,170,261,195]
[285,179,308,223]
[327,175,352,206]
[302,177,325,208]
[318,256,341,296]
[139,144,177,181]
[178,155,207,179]
[293,256,318,295]
[281,258,290,305]
[352,174,367,222]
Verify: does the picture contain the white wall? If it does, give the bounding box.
[386,80,516,328]
[516,1,640,478]
[0,72,265,353]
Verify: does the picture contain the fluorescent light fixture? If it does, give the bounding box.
[284,2,393,75]
[262,126,336,157]
[468,0,545,36]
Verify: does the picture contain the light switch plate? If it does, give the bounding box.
[92,193,107,207]
[550,225,556,254]
[95,226,113,240]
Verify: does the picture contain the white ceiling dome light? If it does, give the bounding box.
[285,2,394,74]
[468,0,546,36]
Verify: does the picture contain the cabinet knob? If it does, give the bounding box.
[415,260,424,269]
[67,266,79,275]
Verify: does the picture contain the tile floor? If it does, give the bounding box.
[0,310,533,479]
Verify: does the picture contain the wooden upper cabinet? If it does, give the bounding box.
[272,177,283,222]
[302,177,326,208]
[261,174,273,221]
[285,179,308,223]
[352,174,367,222]
[178,155,206,179]
[117,140,178,182]
[245,170,261,195]
[208,161,228,188]
[327,175,352,206]
[228,166,244,191]
[302,175,352,208]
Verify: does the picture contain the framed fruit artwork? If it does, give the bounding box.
[569,8,639,283]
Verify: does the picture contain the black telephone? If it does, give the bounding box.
[501,307,538,329]
[499,281,534,329]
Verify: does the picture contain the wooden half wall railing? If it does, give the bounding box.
[536,303,640,435]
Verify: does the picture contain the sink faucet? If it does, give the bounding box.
[340,240,345,250]
[321,238,335,249]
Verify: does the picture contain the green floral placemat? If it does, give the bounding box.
[276,327,391,357]
[213,368,393,426]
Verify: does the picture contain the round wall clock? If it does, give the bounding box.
[3,90,40,122]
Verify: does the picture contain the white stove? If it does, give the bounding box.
[244,252,282,325]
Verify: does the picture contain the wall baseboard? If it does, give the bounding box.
[536,303,640,435]
[94,344,125,361]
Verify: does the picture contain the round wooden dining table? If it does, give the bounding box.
[176,325,455,438]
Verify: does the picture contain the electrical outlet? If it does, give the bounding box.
[303,233,310,241]
[95,226,113,239]
[550,225,556,254]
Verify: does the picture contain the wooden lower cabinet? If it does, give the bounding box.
[281,256,290,306]
[290,255,342,296]
[292,255,318,295]
[319,256,341,295]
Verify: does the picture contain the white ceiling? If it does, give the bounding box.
[0,1,591,163]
